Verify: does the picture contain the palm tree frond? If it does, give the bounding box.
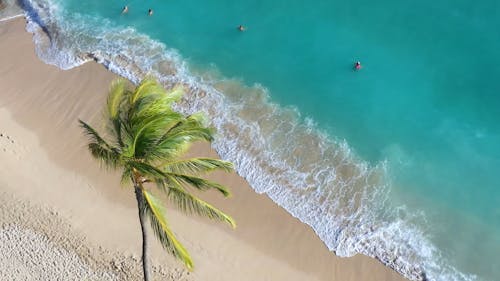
[79,120,112,147]
[142,190,193,270]
[168,187,236,228]
[156,126,215,156]
[130,77,166,106]
[129,112,182,158]
[107,79,127,120]
[170,174,231,197]
[88,142,119,168]
[184,112,207,126]
[164,86,184,104]
[121,168,133,186]
[105,79,129,147]
[165,114,214,141]
[128,161,167,180]
[80,120,120,168]
[164,158,233,175]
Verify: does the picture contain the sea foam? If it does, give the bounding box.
[20,0,477,280]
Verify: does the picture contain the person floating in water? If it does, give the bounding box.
[122,6,128,14]
[148,9,153,16]
[354,61,362,70]
[237,25,246,32]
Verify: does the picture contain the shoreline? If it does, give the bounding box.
[0,17,406,280]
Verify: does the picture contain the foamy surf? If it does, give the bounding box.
[19,0,478,280]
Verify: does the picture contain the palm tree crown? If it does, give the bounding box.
[79,78,235,273]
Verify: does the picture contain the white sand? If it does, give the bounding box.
[0,18,407,281]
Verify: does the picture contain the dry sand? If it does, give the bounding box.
[0,18,407,280]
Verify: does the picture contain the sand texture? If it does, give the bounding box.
[0,18,406,281]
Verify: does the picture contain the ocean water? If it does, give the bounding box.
[16,0,500,280]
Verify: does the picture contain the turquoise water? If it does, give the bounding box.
[22,0,500,280]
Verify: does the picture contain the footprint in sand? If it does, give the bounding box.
[0,132,27,159]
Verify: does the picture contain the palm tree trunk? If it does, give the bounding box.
[135,185,151,281]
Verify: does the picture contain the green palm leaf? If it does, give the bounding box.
[130,112,183,158]
[87,142,119,168]
[156,112,214,146]
[79,120,113,148]
[127,161,167,181]
[79,120,119,167]
[168,187,236,228]
[106,79,129,146]
[165,114,214,142]
[169,174,231,197]
[164,158,233,175]
[120,168,133,186]
[131,87,183,121]
[142,190,193,270]
[107,79,127,120]
[129,78,168,106]
[153,126,214,160]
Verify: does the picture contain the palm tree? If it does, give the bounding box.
[79,78,236,281]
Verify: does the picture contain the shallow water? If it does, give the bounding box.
[20,0,500,280]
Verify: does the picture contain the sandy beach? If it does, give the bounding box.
[0,17,406,280]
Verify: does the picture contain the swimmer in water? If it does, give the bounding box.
[122,6,128,14]
[238,25,246,31]
[354,61,362,70]
[148,9,153,16]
